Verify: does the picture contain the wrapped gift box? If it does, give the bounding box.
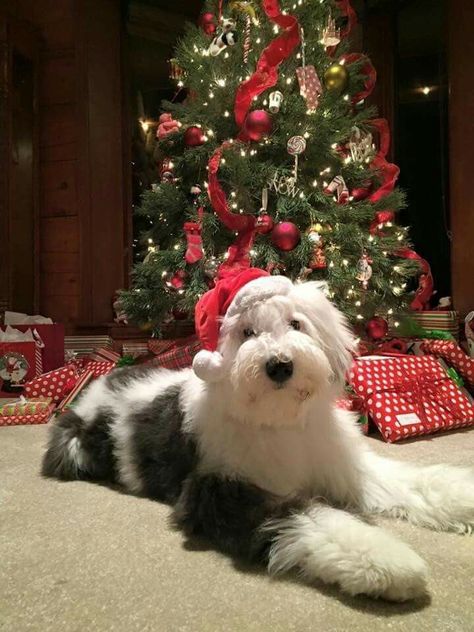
[24,365,78,403]
[83,360,116,378]
[0,398,55,426]
[0,397,53,416]
[58,370,94,412]
[420,340,474,392]
[349,355,474,442]
[64,335,113,358]
[336,393,369,435]
[144,337,200,370]
[409,311,458,338]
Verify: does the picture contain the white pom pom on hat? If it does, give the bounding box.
[192,269,293,382]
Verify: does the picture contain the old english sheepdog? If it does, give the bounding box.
[42,269,474,602]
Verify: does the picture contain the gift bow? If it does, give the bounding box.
[378,369,459,426]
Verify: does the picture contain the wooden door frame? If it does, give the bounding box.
[0,12,40,314]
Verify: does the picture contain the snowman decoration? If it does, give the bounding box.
[0,352,30,392]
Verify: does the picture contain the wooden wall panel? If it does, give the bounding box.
[40,103,76,147]
[41,251,79,273]
[41,295,79,322]
[40,161,77,216]
[39,56,75,105]
[449,0,474,316]
[40,216,79,252]
[41,272,79,296]
[76,0,126,324]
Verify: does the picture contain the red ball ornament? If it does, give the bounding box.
[243,110,273,142]
[256,213,274,235]
[271,222,301,251]
[198,12,217,36]
[184,126,205,147]
[365,316,389,341]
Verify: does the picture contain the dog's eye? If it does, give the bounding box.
[290,320,301,331]
[243,328,256,338]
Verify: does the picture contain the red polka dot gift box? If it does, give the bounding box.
[349,355,474,442]
[420,340,474,392]
[83,360,115,378]
[23,365,79,404]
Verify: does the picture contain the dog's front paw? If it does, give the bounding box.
[338,531,429,602]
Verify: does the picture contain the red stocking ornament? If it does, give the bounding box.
[184,207,204,264]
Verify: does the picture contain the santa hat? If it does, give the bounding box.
[192,268,293,381]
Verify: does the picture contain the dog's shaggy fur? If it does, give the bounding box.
[42,280,474,602]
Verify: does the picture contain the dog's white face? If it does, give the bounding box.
[217,281,355,427]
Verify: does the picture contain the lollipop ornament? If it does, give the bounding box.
[287,135,306,182]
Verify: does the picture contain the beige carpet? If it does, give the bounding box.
[1,425,473,632]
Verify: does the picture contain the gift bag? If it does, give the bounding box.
[0,328,43,397]
[3,313,65,372]
[349,355,474,442]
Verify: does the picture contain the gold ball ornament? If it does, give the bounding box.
[139,322,154,332]
[323,63,349,93]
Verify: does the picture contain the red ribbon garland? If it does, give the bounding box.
[395,247,435,311]
[207,142,257,277]
[327,0,358,57]
[366,118,400,205]
[340,53,377,105]
[234,0,301,134]
[207,0,302,276]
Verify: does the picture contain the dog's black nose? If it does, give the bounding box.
[265,358,293,383]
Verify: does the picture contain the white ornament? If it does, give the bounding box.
[209,18,237,56]
[269,171,300,199]
[356,253,373,289]
[320,13,341,47]
[268,91,284,114]
[349,126,374,164]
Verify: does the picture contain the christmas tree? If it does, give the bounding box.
[121,0,421,338]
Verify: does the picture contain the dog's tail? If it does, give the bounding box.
[41,410,115,482]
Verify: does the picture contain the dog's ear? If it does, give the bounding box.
[291,282,356,383]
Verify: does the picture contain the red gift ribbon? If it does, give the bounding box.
[234,0,300,134]
[340,53,376,105]
[377,369,459,427]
